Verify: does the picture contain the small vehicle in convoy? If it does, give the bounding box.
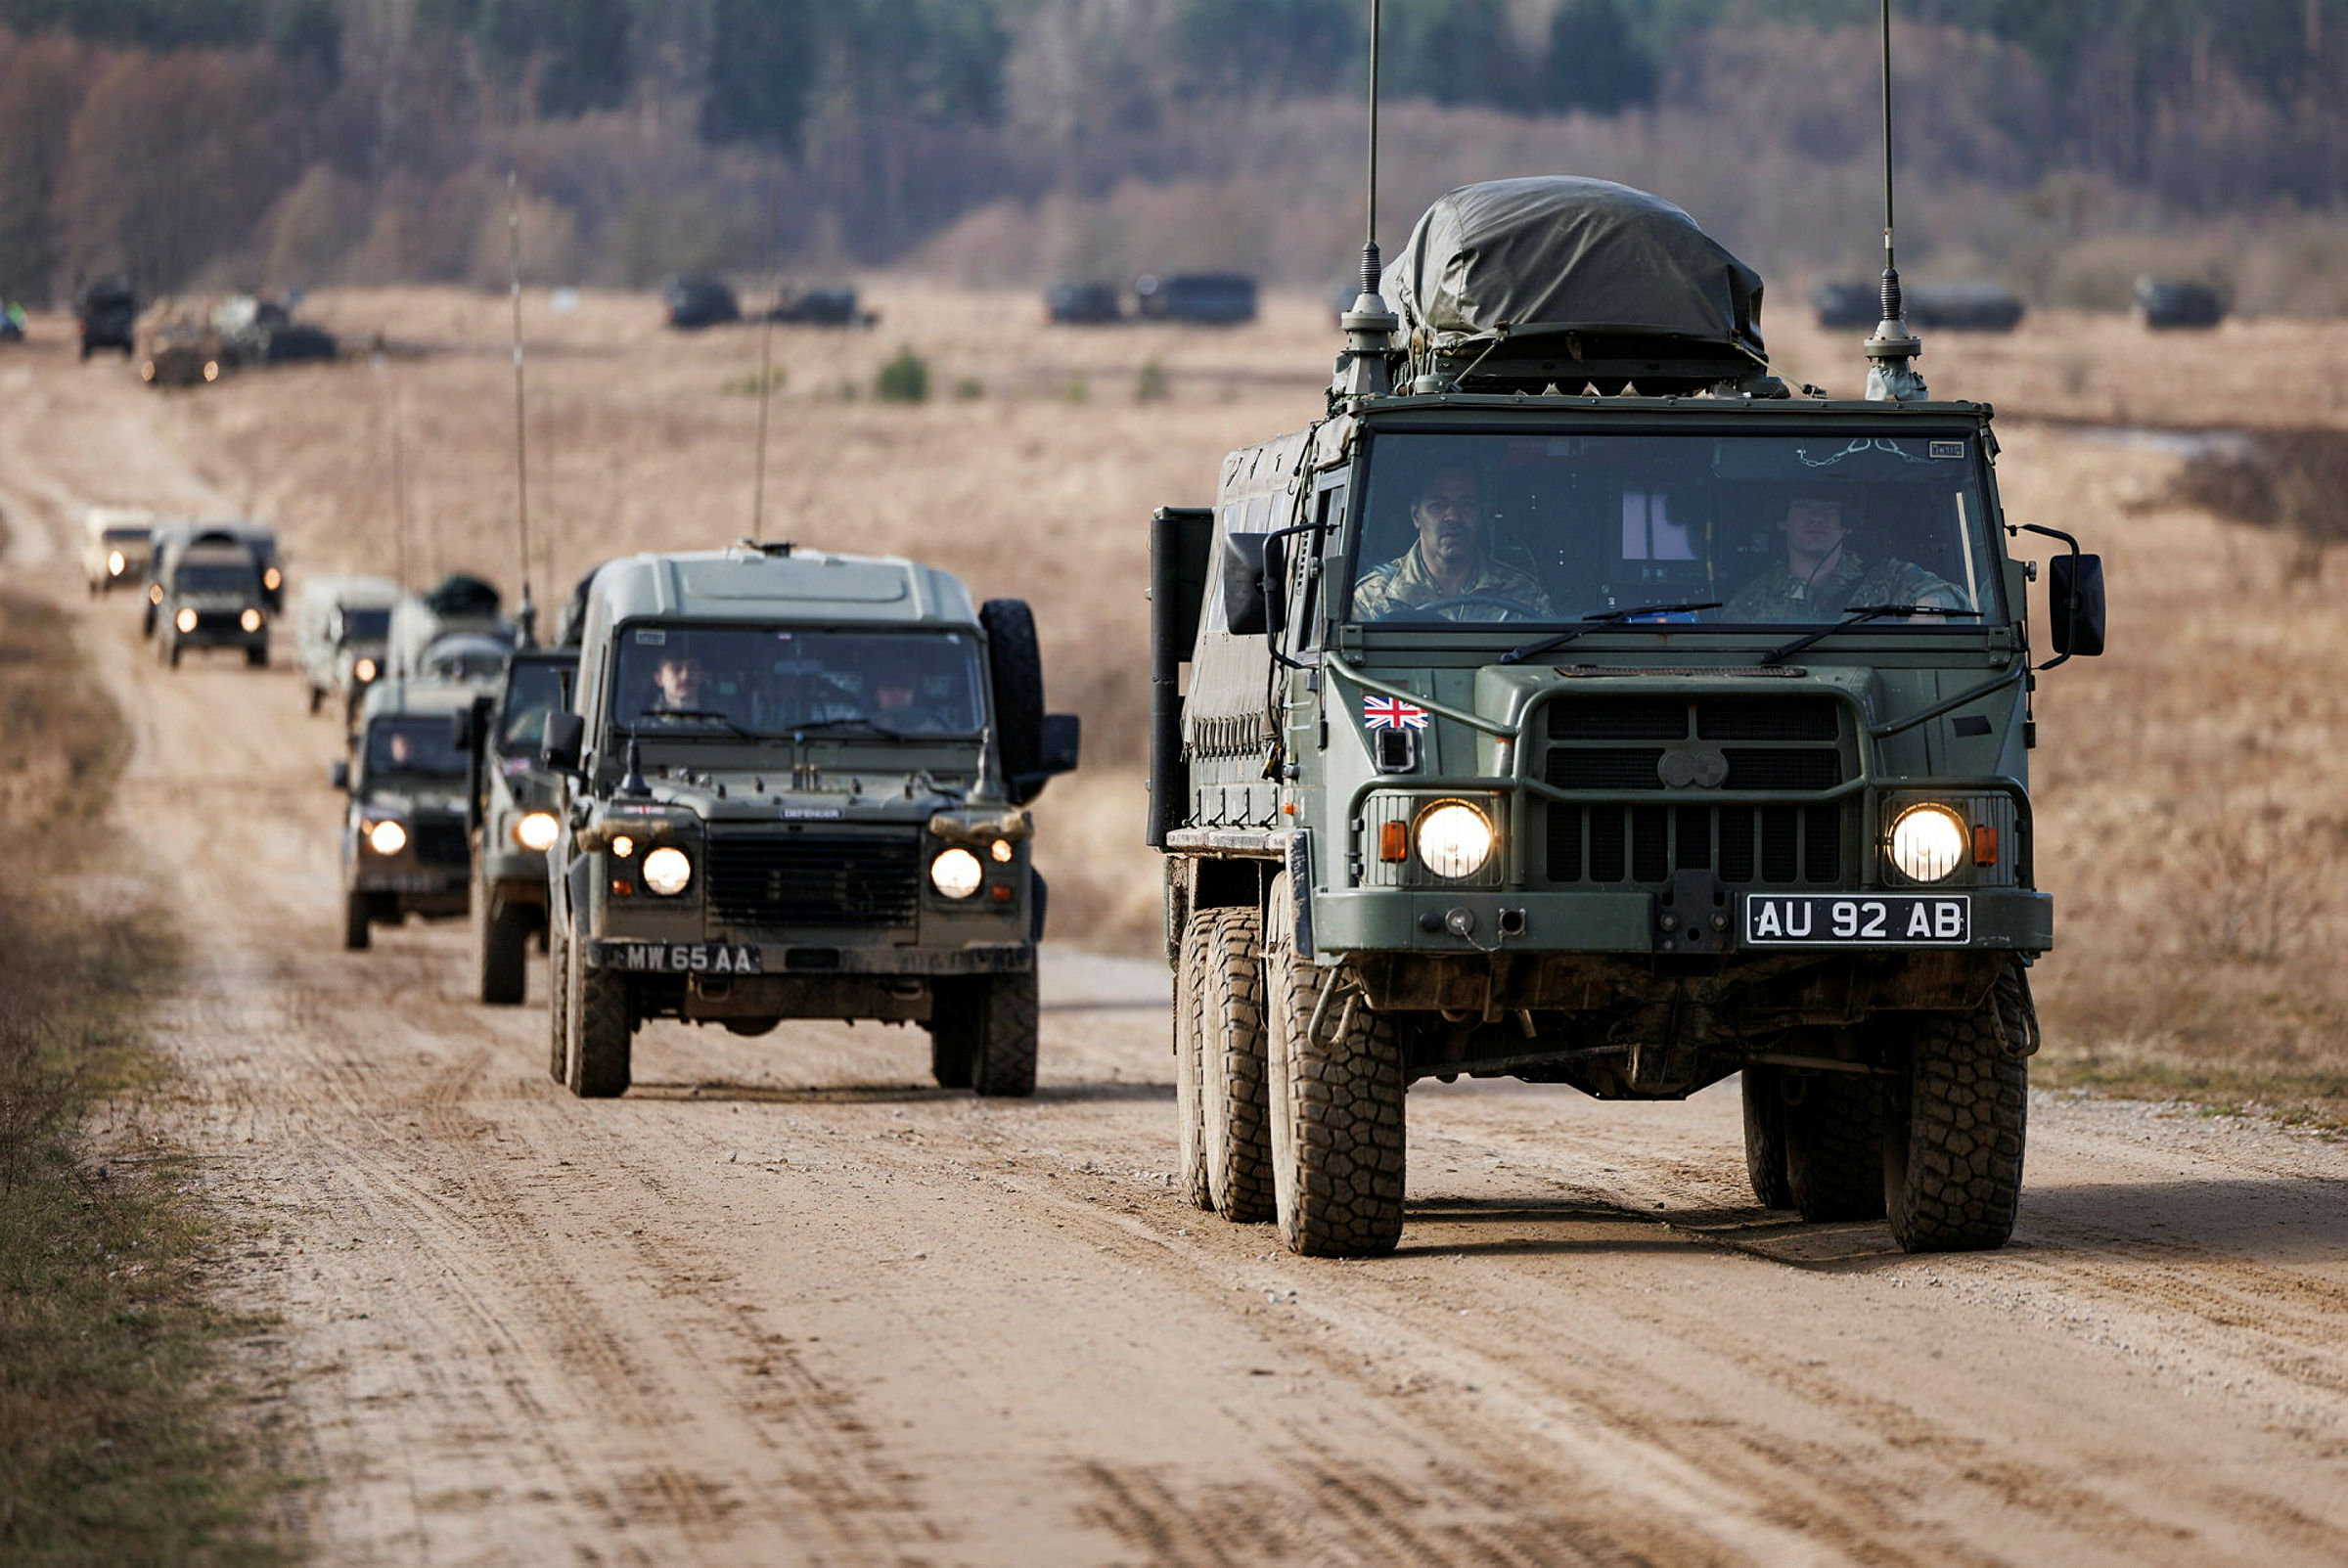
[538,544,1079,1099]
[1134,272,1259,326]
[155,539,270,668]
[332,680,477,950]
[458,647,577,1004]
[389,574,508,680]
[660,273,740,330]
[1045,281,1122,325]
[766,285,878,328]
[2136,276,2225,330]
[294,574,400,719]
[73,276,137,358]
[81,506,158,597]
[144,522,283,632]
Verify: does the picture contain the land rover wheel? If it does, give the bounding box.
[1884,966,2031,1252]
[1740,1067,1794,1209]
[306,684,323,714]
[246,640,267,669]
[341,888,370,951]
[1782,1061,1885,1222]
[1198,906,1273,1222]
[927,1011,974,1089]
[1173,911,1213,1210]
[474,871,528,1006]
[971,971,1039,1098]
[564,924,632,1098]
[1264,872,1405,1258]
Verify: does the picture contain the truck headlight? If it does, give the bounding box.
[1889,803,1967,882]
[108,550,125,576]
[354,656,378,682]
[513,811,560,852]
[174,607,198,634]
[263,566,282,592]
[929,847,983,899]
[642,846,692,896]
[148,583,163,605]
[240,607,262,633]
[367,819,407,856]
[1415,800,1495,880]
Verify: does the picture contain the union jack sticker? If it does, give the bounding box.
[1362,694,1430,731]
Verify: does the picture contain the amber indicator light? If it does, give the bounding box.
[1972,825,1998,866]
[1377,821,1410,862]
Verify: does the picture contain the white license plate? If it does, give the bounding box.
[610,942,763,975]
[1743,894,1971,946]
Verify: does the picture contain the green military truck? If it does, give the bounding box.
[334,679,478,950]
[458,646,577,1005]
[155,537,271,668]
[1152,178,2103,1258]
[539,543,1079,1099]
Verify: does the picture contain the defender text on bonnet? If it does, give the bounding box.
[1151,177,2103,1257]
[542,544,1079,1099]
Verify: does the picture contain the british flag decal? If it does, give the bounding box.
[1362,694,1430,731]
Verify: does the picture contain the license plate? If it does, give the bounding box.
[610,942,763,975]
[1743,894,1970,946]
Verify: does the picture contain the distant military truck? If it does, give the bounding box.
[143,522,283,632]
[214,293,338,365]
[73,276,136,358]
[294,575,400,718]
[81,506,157,597]
[1905,283,2026,334]
[766,285,878,328]
[660,273,740,330]
[2135,276,2225,331]
[1045,281,1123,326]
[332,680,477,950]
[156,539,269,668]
[388,574,509,680]
[457,647,578,1004]
[1135,272,1259,326]
[537,544,1080,1098]
[1154,176,2103,1258]
[138,316,229,386]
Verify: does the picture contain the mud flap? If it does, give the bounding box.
[1284,829,1314,959]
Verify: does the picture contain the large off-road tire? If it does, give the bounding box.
[1783,1065,1886,1222]
[473,873,528,1006]
[1740,1067,1794,1209]
[1264,873,1406,1258]
[306,683,323,714]
[341,888,370,952]
[978,599,1045,801]
[972,971,1039,1098]
[1884,966,2031,1252]
[1198,906,1274,1222]
[928,1011,974,1089]
[564,928,632,1098]
[1173,911,1214,1211]
[546,919,570,1083]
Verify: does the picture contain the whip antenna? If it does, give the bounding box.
[1333,0,1399,400]
[507,171,538,645]
[750,182,785,539]
[1862,0,1926,400]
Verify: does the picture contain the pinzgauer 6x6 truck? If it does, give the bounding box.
[1152,178,2104,1258]
[540,543,1079,1100]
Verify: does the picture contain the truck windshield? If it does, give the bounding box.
[173,562,257,593]
[365,717,468,780]
[613,625,984,737]
[339,607,391,643]
[498,661,569,753]
[1347,431,2002,628]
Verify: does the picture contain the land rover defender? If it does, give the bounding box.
[333,680,477,950]
[156,540,270,668]
[459,646,577,1005]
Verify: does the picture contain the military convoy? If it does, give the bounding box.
[295,575,400,719]
[1151,176,2101,1258]
[154,536,273,668]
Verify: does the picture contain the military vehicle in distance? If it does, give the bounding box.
[214,293,338,366]
[457,646,577,1004]
[765,285,878,328]
[1045,281,1123,326]
[332,680,477,950]
[81,506,157,597]
[1152,176,2103,1258]
[294,574,400,719]
[388,574,510,680]
[1816,280,2026,335]
[537,543,1079,1099]
[156,537,270,668]
[74,276,137,357]
[2135,276,2225,331]
[1135,273,1259,326]
[661,273,740,330]
[145,522,283,632]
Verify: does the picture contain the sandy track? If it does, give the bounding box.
[10,350,2348,1565]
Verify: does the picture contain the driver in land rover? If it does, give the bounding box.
[1350,464,1554,623]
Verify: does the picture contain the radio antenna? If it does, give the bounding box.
[749,180,785,540]
[507,170,538,645]
[1862,0,1926,401]
[1332,0,1399,401]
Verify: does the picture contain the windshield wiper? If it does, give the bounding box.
[788,713,895,738]
[629,706,761,739]
[1760,605,1983,667]
[1500,603,1724,666]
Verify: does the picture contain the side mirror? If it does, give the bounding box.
[448,706,475,751]
[328,759,348,791]
[1220,533,1268,635]
[2048,553,2105,659]
[1040,713,1081,776]
[542,710,585,773]
[1261,533,1291,641]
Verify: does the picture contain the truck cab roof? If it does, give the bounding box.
[582,545,979,632]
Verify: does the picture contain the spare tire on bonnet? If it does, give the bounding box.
[979,599,1046,804]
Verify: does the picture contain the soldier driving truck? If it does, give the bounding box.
[538,544,1078,1100]
[1151,175,2104,1259]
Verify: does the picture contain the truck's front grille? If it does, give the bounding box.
[412,819,469,868]
[706,834,922,927]
[1546,802,1843,885]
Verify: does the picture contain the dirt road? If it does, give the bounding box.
[11,351,2348,1566]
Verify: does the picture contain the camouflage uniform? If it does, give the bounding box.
[1722,550,1964,624]
[1352,546,1554,623]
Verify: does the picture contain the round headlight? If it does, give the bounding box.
[354,656,378,682]
[108,550,125,575]
[367,819,407,856]
[263,566,282,591]
[202,359,219,382]
[609,833,635,859]
[989,838,1015,864]
[174,607,198,634]
[929,847,983,899]
[1890,803,1968,883]
[1415,800,1495,880]
[642,846,692,896]
[513,811,560,852]
[240,607,262,633]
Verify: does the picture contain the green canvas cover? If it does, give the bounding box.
[1385,177,1767,367]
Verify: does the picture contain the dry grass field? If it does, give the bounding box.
[124,283,2348,1118]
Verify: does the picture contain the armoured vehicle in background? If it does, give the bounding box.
[766,285,878,328]
[73,276,137,357]
[294,574,400,719]
[214,293,338,366]
[388,574,510,680]
[1152,177,2103,1258]
[2135,276,2225,330]
[332,680,477,950]
[537,543,1079,1099]
[1816,280,2027,335]
[137,315,230,386]
[457,647,578,1004]
[81,506,157,596]
[1044,281,1123,326]
[156,538,269,668]
[660,273,740,330]
[1135,272,1259,326]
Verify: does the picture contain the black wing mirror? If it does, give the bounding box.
[2048,553,2105,661]
[1040,713,1081,776]
[541,710,585,773]
[328,758,348,791]
[1220,533,1268,635]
